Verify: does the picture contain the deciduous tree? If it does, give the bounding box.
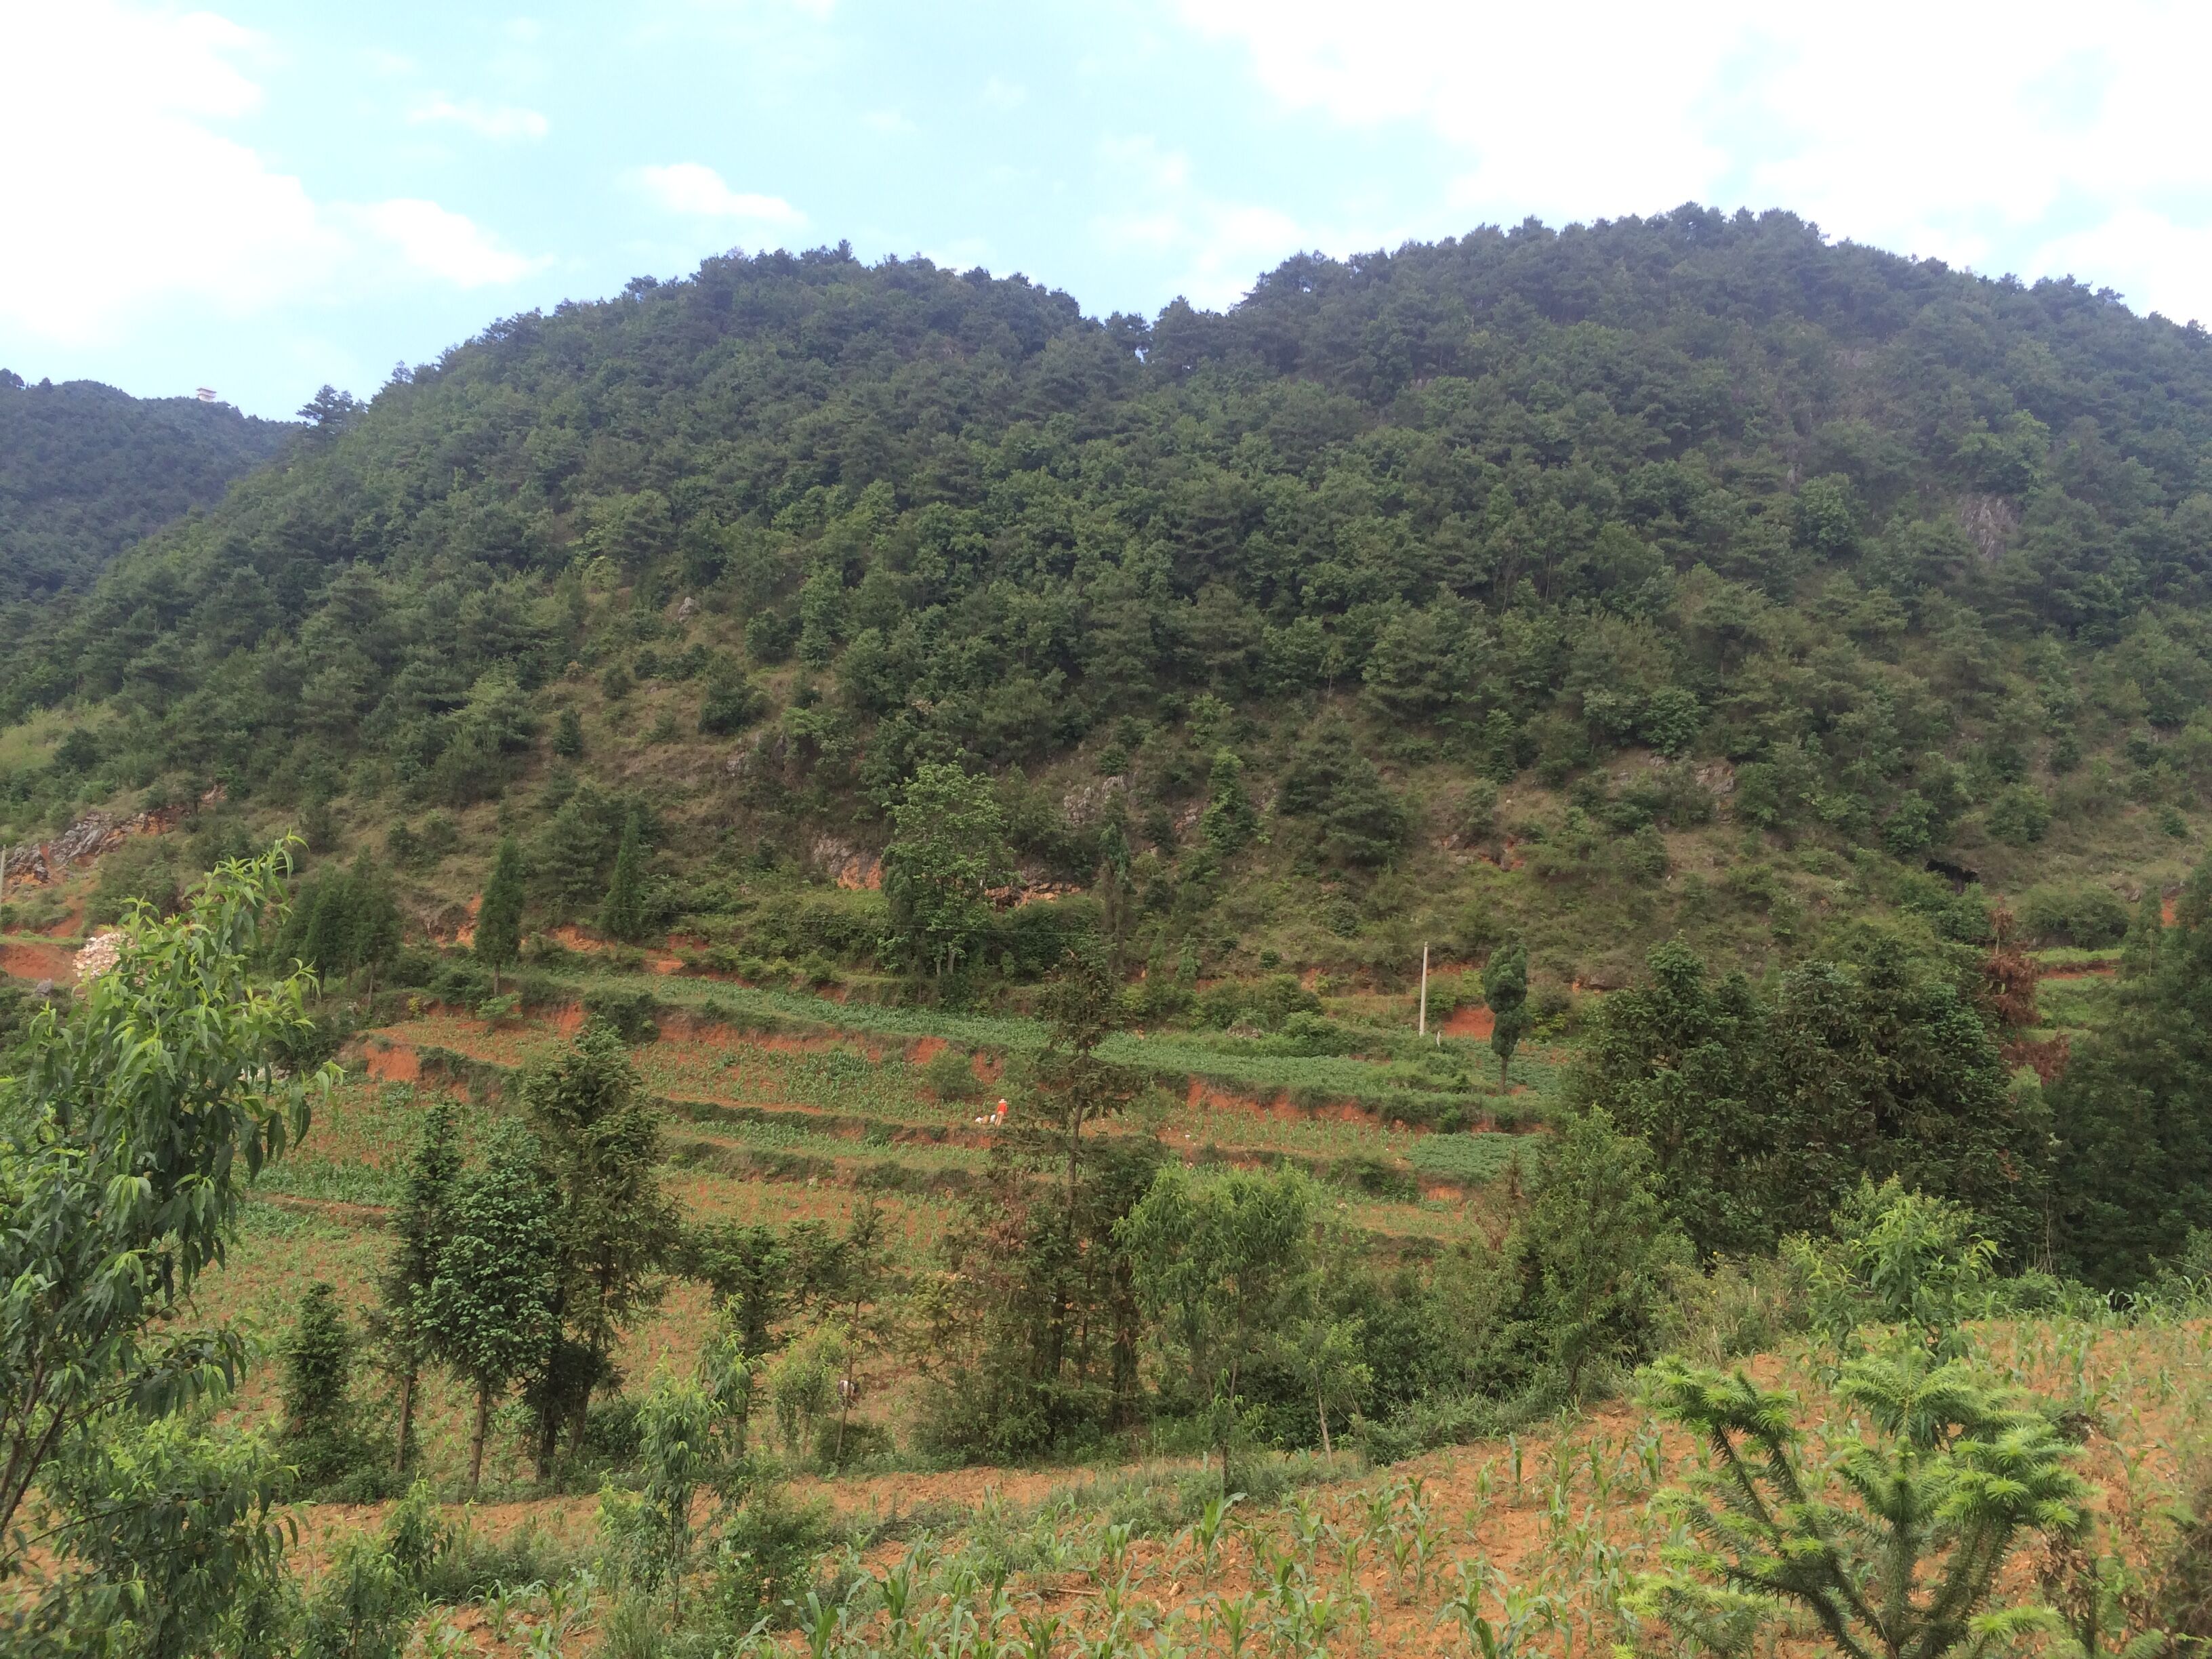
[415,1120,558,1494]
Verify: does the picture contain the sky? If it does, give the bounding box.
[5,0,2212,419]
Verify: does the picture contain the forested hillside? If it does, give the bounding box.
[9,207,2212,980]
[18,207,2212,1651]
[0,371,292,602]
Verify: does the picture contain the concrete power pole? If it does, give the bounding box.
[1416,941,1429,1036]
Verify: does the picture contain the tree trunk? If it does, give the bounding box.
[468,1383,491,1496]
[568,1391,593,1475]
[394,1366,416,1475]
[534,1408,558,1483]
[1221,1359,1239,1498]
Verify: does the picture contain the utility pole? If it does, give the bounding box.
[1416,941,1429,1036]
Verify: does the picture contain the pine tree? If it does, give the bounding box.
[598,810,647,943]
[1200,749,1258,856]
[2050,861,2212,1284]
[552,707,583,758]
[537,797,609,921]
[279,1282,359,1488]
[475,836,525,989]
[293,869,358,980]
[1037,947,1140,1199]
[416,1120,558,1494]
[374,1101,462,1476]
[351,848,403,999]
[1485,941,1530,1086]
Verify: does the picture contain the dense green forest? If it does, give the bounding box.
[11,210,2212,969]
[0,371,293,602]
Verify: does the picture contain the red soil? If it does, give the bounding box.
[1439,1002,1494,1039]
[363,1042,422,1084]
[546,924,685,975]
[0,940,76,981]
[1182,1078,1371,1124]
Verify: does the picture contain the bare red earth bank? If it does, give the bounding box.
[0,940,76,981]
[1439,1002,1494,1040]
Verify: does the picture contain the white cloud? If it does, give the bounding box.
[408,97,550,141]
[0,1,546,345]
[636,163,805,226]
[0,3,338,340]
[1094,136,1311,310]
[350,200,548,287]
[1177,0,2212,324]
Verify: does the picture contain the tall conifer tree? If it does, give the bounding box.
[475,836,525,989]
[598,811,647,942]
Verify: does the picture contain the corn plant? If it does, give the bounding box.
[407,1622,475,1659]
[479,1579,543,1645]
[1214,1591,1258,1659]
[1019,1610,1065,1659]
[1186,1490,1242,1593]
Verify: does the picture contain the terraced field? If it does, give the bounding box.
[162,968,1551,1507]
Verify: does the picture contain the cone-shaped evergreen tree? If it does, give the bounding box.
[598,811,647,942]
[1486,941,1530,1086]
[352,848,403,998]
[475,836,525,989]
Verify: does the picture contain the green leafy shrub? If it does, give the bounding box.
[699,674,769,735]
[713,1489,835,1630]
[1986,783,2053,846]
[583,987,661,1044]
[2018,882,2131,948]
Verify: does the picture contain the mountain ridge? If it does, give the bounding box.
[0,371,294,604]
[5,203,2212,996]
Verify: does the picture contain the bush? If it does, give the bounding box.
[2017,881,2130,948]
[699,676,769,736]
[428,959,493,1007]
[1986,783,2053,846]
[85,837,187,924]
[579,1395,647,1466]
[279,1282,369,1491]
[713,1490,835,1631]
[295,1538,413,1659]
[583,988,661,1043]
[989,895,1105,979]
[916,1044,979,1100]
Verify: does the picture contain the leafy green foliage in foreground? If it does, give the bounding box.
[0,847,331,1650]
[1633,1354,2087,1659]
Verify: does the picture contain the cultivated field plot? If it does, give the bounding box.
[263,1308,2212,1659]
[203,983,1534,1511]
